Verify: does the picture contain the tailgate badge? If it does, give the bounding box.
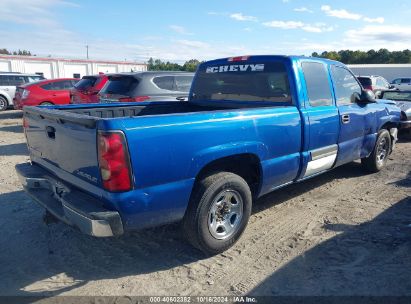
[75,170,98,183]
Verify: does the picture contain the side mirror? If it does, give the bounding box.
[354,90,375,104]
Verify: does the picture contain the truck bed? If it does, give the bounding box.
[62,101,252,119]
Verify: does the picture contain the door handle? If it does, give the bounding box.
[46,126,56,139]
[341,114,350,124]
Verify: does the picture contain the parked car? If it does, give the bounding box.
[0,72,45,111]
[390,78,411,91]
[356,75,394,97]
[98,71,194,103]
[13,78,79,110]
[379,90,411,135]
[70,73,109,104]
[16,55,400,255]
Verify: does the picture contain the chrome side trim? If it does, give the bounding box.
[304,144,338,177]
[310,144,338,161]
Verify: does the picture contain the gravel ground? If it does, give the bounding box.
[0,110,410,297]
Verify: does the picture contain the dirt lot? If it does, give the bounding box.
[0,109,410,297]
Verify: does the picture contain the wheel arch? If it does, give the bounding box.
[194,153,263,198]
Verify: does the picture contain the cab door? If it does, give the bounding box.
[330,65,376,166]
[298,60,340,179]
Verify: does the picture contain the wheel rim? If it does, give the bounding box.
[207,189,243,240]
[376,137,389,165]
[0,98,5,110]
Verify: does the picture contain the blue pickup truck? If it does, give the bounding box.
[16,55,401,254]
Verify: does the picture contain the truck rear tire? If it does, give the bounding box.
[361,129,391,173]
[183,172,252,255]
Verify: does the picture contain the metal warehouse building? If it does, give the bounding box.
[0,55,147,79]
[348,64,411,82]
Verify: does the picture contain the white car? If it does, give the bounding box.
[390,78,411,91]
[0,72,45,111]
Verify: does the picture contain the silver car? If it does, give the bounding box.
[0,72,45,111]
[390,78,411,91]
[380,90,411,135]
[99,71,194,103]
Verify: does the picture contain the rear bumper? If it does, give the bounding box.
[399,120,411,129]
[15,162,123,237]
[13,98,22,109]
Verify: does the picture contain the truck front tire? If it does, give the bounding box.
[361,129,391,173]
[183,172,252,255]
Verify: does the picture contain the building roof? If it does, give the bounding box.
[0,54,146,66]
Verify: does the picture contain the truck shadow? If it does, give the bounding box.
[0,143,28,156]
[249,196,411,296]
[253,161,367,214]
[0,190,203,297]
[0,162,405,297]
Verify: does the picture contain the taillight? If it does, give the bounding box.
[228,55,250,62]
[364,85,373,91]
[22,117,29,129]
[97,131,132,192]
[118,96,150,102]
[22,89,30,99]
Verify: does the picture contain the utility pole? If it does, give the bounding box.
[86,45,89,59]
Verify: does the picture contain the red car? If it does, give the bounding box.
[70,73,109,104]
[14,78,78,109]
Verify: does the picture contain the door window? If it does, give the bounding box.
[8,76,25,86]
[376,78,385,88]
[401,78,411,84]
[174,76,193,92]
[153,76,174,91]
[301,62,333,107]
[331,66,362,106]
[0,75,8,86]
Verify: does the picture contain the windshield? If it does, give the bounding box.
[74,76,98,90]
[382,91,411,101]
[191,61,292,103]
[100,76,139,96]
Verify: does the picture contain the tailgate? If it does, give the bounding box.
[23,107,101,188]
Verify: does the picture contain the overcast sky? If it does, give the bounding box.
[1,0,410,63]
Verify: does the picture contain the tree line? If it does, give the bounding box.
[0,48,32,56]
[311,49,411,64]
[147,58,202,72]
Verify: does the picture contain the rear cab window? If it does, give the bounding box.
[100,75,139,97]
[191,60,292,104]
[74,77,98,90]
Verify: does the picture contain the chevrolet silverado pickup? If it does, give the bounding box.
[16,55,401,254]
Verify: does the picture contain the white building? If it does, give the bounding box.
[348,64,411,82]
[0,55,147,79]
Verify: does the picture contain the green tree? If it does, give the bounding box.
[182,59,201,72]
[147,57,202,72]
[312,49,411,64]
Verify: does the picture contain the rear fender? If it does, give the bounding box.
[188,141,268,177]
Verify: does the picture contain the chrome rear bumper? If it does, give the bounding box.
[16,162,123,237]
